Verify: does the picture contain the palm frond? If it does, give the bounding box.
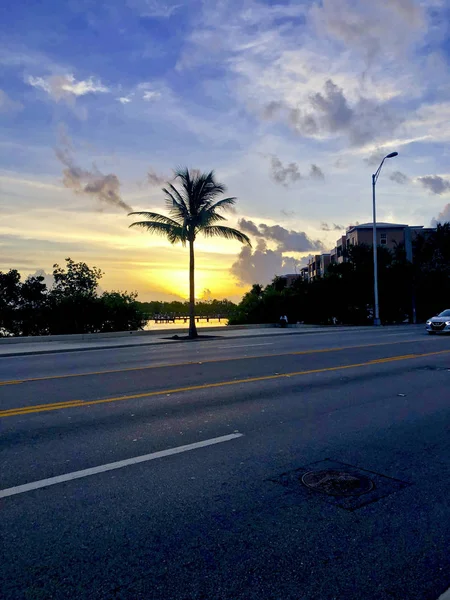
[128,211,182,228]
[175,168,227,216]
[196,210,227,229]
[195,172,227,208]
[163,185,189,221]
[166,183,189,210]
[129,221,186,245]
[209,197,237,212]
[201,226,252,246]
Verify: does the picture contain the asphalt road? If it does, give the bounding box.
[1,326,450,599]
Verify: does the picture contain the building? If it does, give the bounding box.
[278,222,434,285]
[332,236,347,265]
[332,223,434,264]
[307,255,321,281]
[307,253,331,281]
[282,274,302,287]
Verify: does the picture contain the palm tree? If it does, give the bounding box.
[129,168,251,338]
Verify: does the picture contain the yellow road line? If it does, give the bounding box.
[2,348,449,419]
[0,337,437,386]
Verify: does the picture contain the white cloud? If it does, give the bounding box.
[27,74,109,102]
[178,0,440,152]
[118,96,132,104]
[310,0,425,66]
[230,238,309,287]
[431,204,450,226]
[127,0,181,18]
[143,90,161,101]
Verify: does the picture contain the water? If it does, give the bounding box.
[143,319,228,331]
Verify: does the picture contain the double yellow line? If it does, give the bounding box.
[0,337,432,387]
[1,349,449,419]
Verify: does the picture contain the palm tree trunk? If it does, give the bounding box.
[188,238,198,339]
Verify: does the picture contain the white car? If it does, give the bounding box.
[426,309,450,334]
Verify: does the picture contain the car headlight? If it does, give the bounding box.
[446,321,450,326]
[426,321,431,325]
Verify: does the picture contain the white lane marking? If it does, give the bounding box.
[0,433,244,499]
[216,343,274,349]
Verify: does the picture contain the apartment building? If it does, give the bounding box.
[307,253,331,281]
[331,222,434,265]
[307,222,434,280]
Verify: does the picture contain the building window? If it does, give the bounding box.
[380,233,387,245]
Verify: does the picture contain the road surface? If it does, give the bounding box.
[1,326,450,599]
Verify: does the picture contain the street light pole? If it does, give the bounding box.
[372,151,398,326]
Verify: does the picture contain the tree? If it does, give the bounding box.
[413,223,450,320]
[0,269,22,336]
[129,168,251,338]
[17,275,49,336]
[52,258,103,299]
[99,291,147,332]
[48,258,104,334]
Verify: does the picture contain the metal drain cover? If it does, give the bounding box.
[301,469,374,497]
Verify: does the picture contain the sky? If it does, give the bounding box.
[1,0,450,301]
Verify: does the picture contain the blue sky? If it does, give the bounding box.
[1,0,450,300]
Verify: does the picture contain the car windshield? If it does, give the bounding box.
[438,310,450,317]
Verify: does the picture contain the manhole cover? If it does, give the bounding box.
[301,470,374,497]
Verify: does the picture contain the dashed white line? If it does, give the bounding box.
[0,433,244,499]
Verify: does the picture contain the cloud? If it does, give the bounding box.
[259,224,323,252]
[310,164,325,180]
[390,171,409,184]
[127,0,181,18]
[321,222,344,232]
[238,219,323,253]
[143,90,161,101]
[364,149,388,167]
[231,238,306,286]
[118,96,132,104]
[270,156,302,187]
[262,100,283,120]
[27,74,109,103]
[431,204,450,227]
[175,0,433,154]
[147,169,167,186]
[310,0,425,67]
[333,157,349,170]
[238,218,260,237]
[0,89,23,113]
[27,268,54,289]
[269,156,326,187]
[281,209,296,218]
[418,175,450,195]
[288,79,399,146]
[55,138,132,213]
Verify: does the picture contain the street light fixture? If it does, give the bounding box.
[372,151,398,326]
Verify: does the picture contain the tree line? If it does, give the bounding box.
[0,258,146,336]
[139,299,236,319]
[228,224,450,326]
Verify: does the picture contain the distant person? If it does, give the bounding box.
[279,315,288,328]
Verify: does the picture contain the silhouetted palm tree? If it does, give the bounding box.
[129,168,251,338]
